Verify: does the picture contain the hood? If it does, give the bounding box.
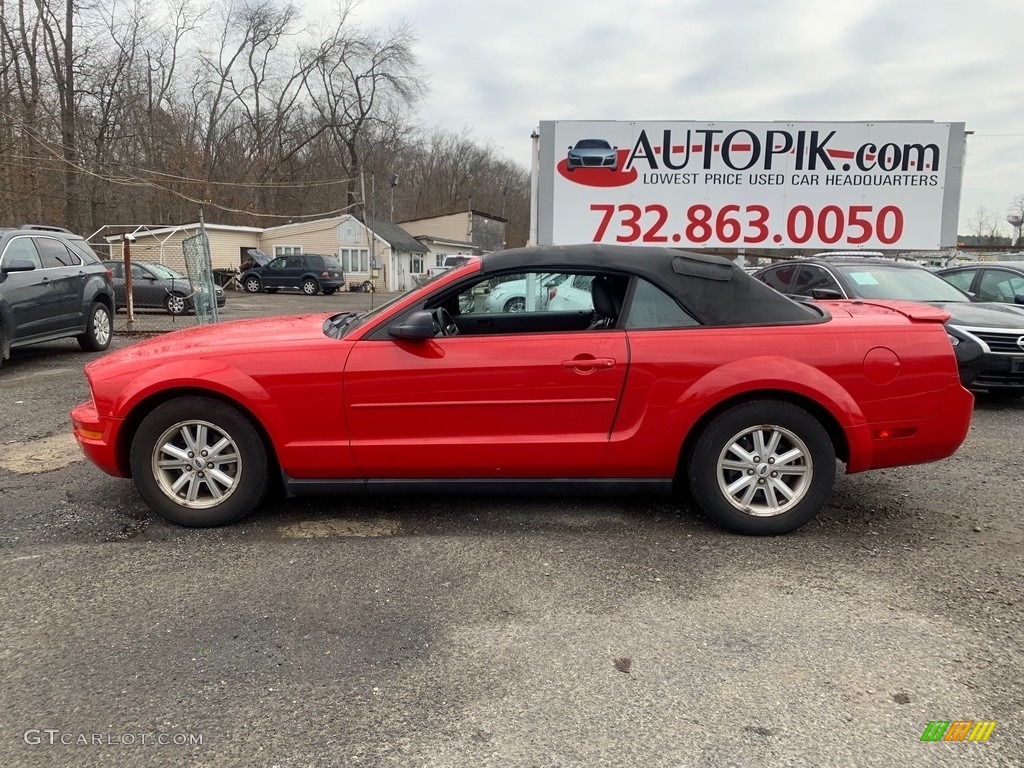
[246,248,272,266]
[85,314,335,378]
[930,301,1024,329]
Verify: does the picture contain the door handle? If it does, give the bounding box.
[561,357,616,369]
[41,277,51,284]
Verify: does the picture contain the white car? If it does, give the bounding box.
[545,274,594,312]
[482,273,567,313]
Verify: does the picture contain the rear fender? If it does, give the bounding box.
[675,356,872,470]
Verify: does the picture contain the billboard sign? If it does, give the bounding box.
[536,121,966,250]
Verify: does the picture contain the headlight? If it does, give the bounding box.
[946,333,960,347]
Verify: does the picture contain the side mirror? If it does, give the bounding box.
[1,259,37,273]
[1014,294,1024,305]
[810,288,844,300]
[387,310,436,340]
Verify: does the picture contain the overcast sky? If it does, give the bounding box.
[343,0,1024,236]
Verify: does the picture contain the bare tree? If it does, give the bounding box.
[304,0,423,212]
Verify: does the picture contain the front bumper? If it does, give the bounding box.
[957,346,1024,391]
[71,400,128,477]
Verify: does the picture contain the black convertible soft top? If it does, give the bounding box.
[481,244,816,326]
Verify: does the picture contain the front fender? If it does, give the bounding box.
[114,359,290,446]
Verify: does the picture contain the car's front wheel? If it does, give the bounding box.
[244,276,262,293]
[164,293,188,315]
[686,400,836,535]
[77,302,112,351]
[302,278,319,295]
[129,397,270,526]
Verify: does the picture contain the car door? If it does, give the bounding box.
[977,268,1024,304]
[940,268,977,295]
[105,261,128,306]
[343,273,630,477]
[758,264,798,294]
[0,236,52,338]
[262,257,289,289]
[34,236,85,329]
[131,263,164,308]
[284,256,306,289]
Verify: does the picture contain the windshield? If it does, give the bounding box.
[148,264,185,279]
[835,264,971,302]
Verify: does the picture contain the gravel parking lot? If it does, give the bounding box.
[1,292,1022,767]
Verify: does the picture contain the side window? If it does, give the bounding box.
[791,266,843,298]
[455,272,593,316]
[758,265,796,293]
[1,238,43,269]
[35,238,81,268]
[978,270,1024,303]
[267,257,288,269]
[624,278,700,329]
[130,264,149,279]
[941,269,975,293]
[286,256,305,269]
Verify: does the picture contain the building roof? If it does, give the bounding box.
[397,208,508,225]
[360,217,428,253]
[102,223,263,242]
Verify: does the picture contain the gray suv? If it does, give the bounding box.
[0,225,115,368]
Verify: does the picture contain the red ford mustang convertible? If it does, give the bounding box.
[72,245,973,534]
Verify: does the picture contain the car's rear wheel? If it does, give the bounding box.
[504,296,526,313]
[244,276,262,293]
[164,293,187,315]
[323,288,337,295]
[130,397,270,527]
[302,278,319,295]
[687,400,835,535]
[77,302,112,351]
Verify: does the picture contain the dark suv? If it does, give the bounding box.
[240,253,345,296]
[754,256,1024,394]
[0,225,115,368]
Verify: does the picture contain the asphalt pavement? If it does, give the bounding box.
[1,291,1022,767]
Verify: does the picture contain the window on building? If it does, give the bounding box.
[411,254,424,274]
[274,245,302,257]
[340,248,370,273]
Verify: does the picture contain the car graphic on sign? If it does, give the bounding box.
[567,139,618,171]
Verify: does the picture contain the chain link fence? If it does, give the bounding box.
[88,226,224,334]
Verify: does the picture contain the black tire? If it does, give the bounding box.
[164,292,188,316]
[504,296,526,313]
[686,400,835,535]
[129,397,270,526]
[77,302,112,352]
[244,276,262,293]
[323,288,337,295]
[302,278,319,296]
[264,287,279,294]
